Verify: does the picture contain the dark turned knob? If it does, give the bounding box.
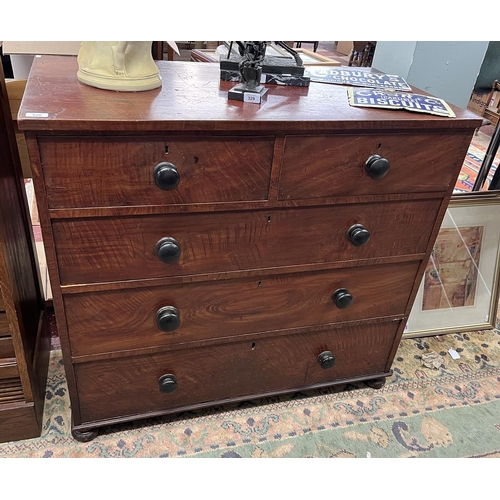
[332,288,353,309]
[156,237,181,264]
[347,224,371,247]
[364,155,390,180]
[158,374,178,394]
[156,306,180,333]
[154,162,180,190]
[318,351,336,370]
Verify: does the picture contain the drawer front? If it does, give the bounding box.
[0,337,15,359]
[0,313,10,336]
[65,261,418,356]
[75,321,399,423]
[39,136,274,208]
[0,360,19,380]
[278,133,470,200]
[53,199,439,285]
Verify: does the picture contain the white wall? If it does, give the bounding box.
[370,42,417,80]
[372,41,489,108]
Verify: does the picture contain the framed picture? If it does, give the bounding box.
[404,192,500,338]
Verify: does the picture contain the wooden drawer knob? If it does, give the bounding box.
[156,306,180,332]
[154,162,180,190]
[364,155,390,180]
[158,374,178,394]
[347,224,371,247]
[318,351,336,369]
[156,237,181,263]
[332,288,353,309]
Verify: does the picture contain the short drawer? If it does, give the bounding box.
[65,261,418,357]
[53,199,439,285]
[74,320,399,423]
[39,136,274,209]
[278,133,471,200]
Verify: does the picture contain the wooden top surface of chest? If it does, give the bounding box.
[18,56,481,133]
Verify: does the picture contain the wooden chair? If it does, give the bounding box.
[348,41,376,67]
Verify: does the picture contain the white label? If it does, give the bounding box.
[448,349,460,360]
[25,112,49,118]
[485,314,489,322]
[243,93,261,104]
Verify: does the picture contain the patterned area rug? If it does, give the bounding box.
[1,318,499,458]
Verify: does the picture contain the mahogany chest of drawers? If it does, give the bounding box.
[19,56,481,441]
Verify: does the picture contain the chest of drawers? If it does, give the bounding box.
[19,56,481,441]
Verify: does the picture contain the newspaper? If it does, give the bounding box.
[347,88,456,118]
[305,66,412,91]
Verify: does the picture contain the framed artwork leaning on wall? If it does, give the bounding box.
[404,192,500,338]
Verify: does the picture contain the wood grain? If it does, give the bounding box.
[39,135,274,209]
[52,199,439,285]
[64,261,418,356]
[75,320,400,423]
[18,57,482,133]
[279,133,473,199]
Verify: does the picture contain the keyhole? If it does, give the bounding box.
[165,145,169,154]
[251,342,256,350]
[267,215,272,223]
[258,281,262,287]
[377,143,382,149]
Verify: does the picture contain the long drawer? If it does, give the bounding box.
[74,320,400,424]
[53,199,438,285]
[65,261,418,357]
[278,133,470,200]
[39,136,274,208]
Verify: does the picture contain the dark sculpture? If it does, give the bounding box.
[227,41,306,102]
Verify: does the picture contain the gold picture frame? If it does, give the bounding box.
[404,192,500,338]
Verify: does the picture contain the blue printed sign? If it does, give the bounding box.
[347,88,456,117]
[305,66,412,91]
